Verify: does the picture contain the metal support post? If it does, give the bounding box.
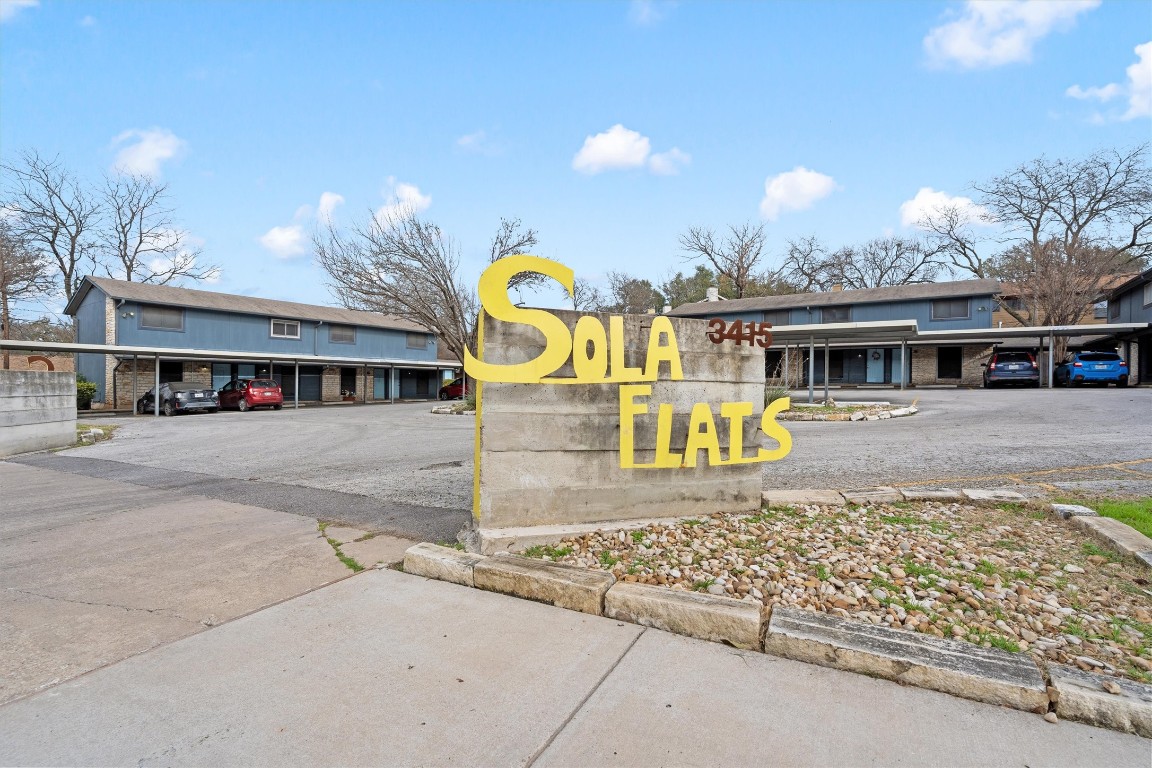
[807,336,815,405]
[783,345,790,390]
[823,340,830,402]
[132,355,138,414]
[1048,331,1055,388]
[153,355,160,416]
[899,339,907,391]
[294,362,300,409]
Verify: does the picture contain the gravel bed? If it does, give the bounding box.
[521,501,1152,682]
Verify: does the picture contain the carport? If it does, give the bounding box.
[0,339,460,415]
[763,321,1149,403]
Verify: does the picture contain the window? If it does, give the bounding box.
[140,304,183,331]
[1143,282,1152,307]
[762,309,790,327]
[1093,301,1108,319]
[406,332,427,349]
[821,306,851,323]
[1002,297,1025,311]
[329,324,356,344]
[1109,302,1121,320]
[931,298,969,321]
[271,319,300,339]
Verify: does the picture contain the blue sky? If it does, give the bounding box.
[2,0,1150,319]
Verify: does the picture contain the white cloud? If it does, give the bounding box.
[0,0,38,23]
[110,128,186,177]
[317,192,344,223]
[1065,83,1122,102]
[629,0,676,26]
[648,147,691,176]
[259,226,307,259]
[924,0,1099,69]
[572,124,651,174]
[1123,41,1152,119]
[899,187,988,228]
[259,192,345,258]
[376,177,431,223]
[79,14,95,26]
[759,167,838,221]
[457,130,486,149]
[1064,41,1151,122]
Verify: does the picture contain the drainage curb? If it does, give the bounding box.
[400,544,1152,735]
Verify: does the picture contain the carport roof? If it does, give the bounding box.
[0,339,457,369]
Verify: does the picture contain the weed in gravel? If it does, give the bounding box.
[816,564,831,581]
[692,578,715,592]
[881,515,920,527]
[599,551,619,568]
[631,530,645,543]
[976,559,998,577]
[1080,541,1119,562]
[902,561,942,580]
[524,544,573,559]
[997,502,1029,515]
[682,519,705,527]
[994,539,1026,551]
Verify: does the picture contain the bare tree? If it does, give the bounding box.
[100,174,219,284]
[679,222,770,298]
[1,151,100,303]
[314,211,542,369]
[603,271,663,314]
[0,222,55,369]
[779,235,942,291]
[923,146,1152,329]
[569,277,607,311]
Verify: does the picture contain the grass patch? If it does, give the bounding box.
[1079,498,1152,539]
[323,535,364,572]
[523,544,573,559]
[631,530,645,543]
[816,564,831,581]
[691,578,716,592]
[1081,541,1119,562]
[599,551,620,568]
[75,423,120,445]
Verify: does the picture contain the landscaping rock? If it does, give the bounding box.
[605,582,762,650]
[900,488,964,501]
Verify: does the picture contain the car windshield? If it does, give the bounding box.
[1078,353,1120,362]
[250,379,278,387]
[166,381,204,392]
[994,352,1032,362]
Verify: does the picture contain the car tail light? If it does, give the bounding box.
[1120,361,1127,367]
[1073,362,1082,368]
[988,362,996,370]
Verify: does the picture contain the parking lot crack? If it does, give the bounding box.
[6,588,199,624]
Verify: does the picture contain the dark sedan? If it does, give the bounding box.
[136,381,219,415]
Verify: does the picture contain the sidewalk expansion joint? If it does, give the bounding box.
[523,627,647,768]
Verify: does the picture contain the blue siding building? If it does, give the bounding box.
[669,279,1001,386]
[64,277,456,408]
[1107,267,1152,385]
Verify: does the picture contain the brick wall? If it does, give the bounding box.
[321,368,341,402]
[2,355,74,373]
[97,296,117,407]
[909,345,991,387]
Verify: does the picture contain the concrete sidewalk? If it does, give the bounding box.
[2,568,1147,767]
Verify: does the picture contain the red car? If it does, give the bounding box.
[438,378,466,400]
[218,378,284,411]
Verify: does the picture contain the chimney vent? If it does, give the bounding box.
[831,284,843,292]
[705,287,720,302]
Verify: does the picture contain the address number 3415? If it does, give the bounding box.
[705,319,773,348]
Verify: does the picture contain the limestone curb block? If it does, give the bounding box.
[900,488,964,501]
[763,607,1048,713]
[963,488,1026,502]
[473,553,615,615]
[1068,515,1152,568]
[604,582,763,651]
[1051,503,1099,519]
[478,517,688,555]
[842,487,902,504]
[403,543,486,587]
[762,490,846,506]
[849,412,865,421]
[1049,664,1152,737]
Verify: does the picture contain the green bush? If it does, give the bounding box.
[76,374,97,410]
[765,385,790,406]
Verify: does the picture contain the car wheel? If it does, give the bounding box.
[1118,378,1128,388]
[238,398,249,412]
[439,391,448,400]
[162,401,175,416]
[273,404,283,410]
[208,408,218,414]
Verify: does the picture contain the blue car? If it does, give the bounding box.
[1055,352,1129,387]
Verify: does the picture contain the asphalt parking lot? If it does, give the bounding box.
[12,387,1151,540]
